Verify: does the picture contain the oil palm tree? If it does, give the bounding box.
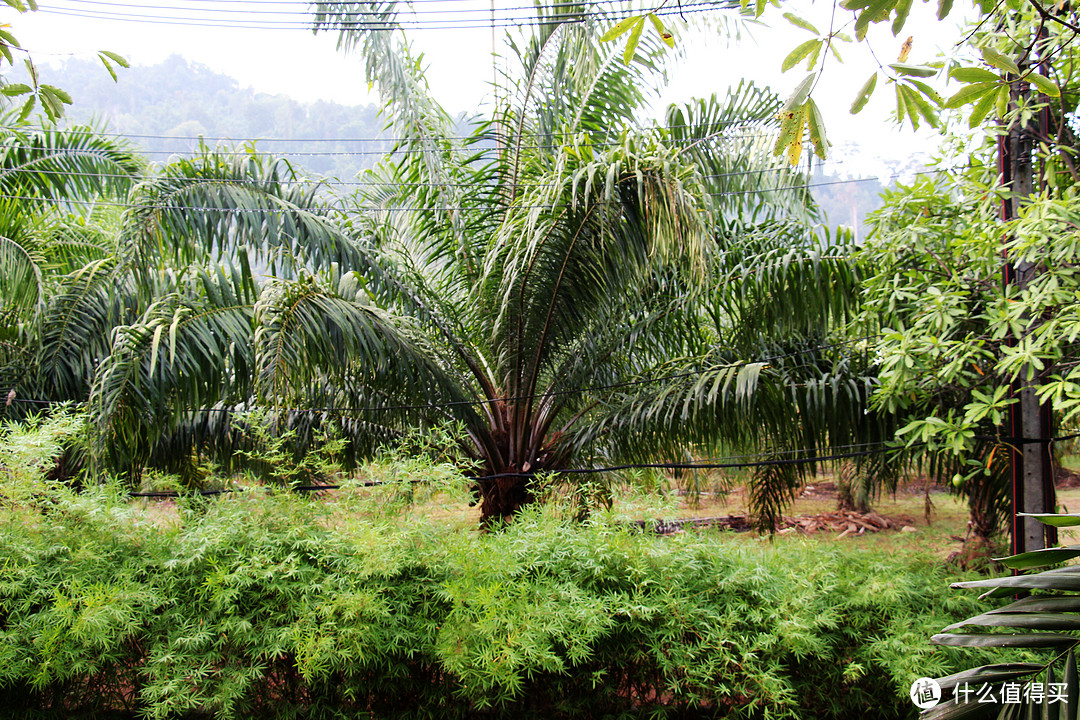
[209,2,868,525]
[0,122,143,413]
[63,3,875,527]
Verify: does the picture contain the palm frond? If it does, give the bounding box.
[89,266,255,477]
[124,148,358,278]
[0,124,141,205]
[665,86,819,228]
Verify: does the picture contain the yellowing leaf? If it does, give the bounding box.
[786,106,807,165]
[601,15,639,42]
[981,47,1020,75]
[648,14,674,47]
[898,36,912,62]
[807,98,829,160]
[783,12,820,33]
[782,39,822,73]
[1028,72,1060,97]
[850,73,877,114]
[621,16,646,65]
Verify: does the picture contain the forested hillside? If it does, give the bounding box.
[32,55,391,178]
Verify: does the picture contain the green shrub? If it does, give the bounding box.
[0,476,1020,720]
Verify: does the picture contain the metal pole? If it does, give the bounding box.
[1002,39,1057,556]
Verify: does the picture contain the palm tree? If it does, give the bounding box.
[16,4,875,527]
[200,3,868,525]
[0,122,143,415]
[0,125,353,482]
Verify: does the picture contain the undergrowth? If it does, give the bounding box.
[0,411,1026,719]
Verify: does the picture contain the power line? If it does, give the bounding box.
[36,1,731,30]
[35,117,790,144]
[13,129,779,156]
[54,0,690,19]
[0,167,947,212]
[468,445,905,480]
[124,442,901,497]
[0,161,850,189]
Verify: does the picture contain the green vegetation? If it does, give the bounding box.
[0,415,1013,719]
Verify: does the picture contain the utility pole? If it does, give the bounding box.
[1001,45,1057,556]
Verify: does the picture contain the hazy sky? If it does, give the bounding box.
[7,0,968,177]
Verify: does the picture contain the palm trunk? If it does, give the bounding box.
[478,472,535,527]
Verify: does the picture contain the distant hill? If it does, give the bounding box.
[809,169,885,243]
[25,57,891,231]
[35,55,391,179]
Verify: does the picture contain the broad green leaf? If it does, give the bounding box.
[969,87,998,127]
[996,84,1009,116]
[892,0,913,35]
[889,63,938,77]
[931,632,1079,648]
[40,88,64,121]
[954,572,1080,591]
[40,84,71,104]
[807,97,828,160]
[988,595,1080,614]
[0,82,30,96]
[622,16,645,65]
[937,0,954,19]
[755,0,767,18]
[783,12,820,33]
[908,79,942,103]
[1019,513,1080,527]
[783,72,816,111]
[896,83,916,129]
[935,664,1044,692]
[996,545,1080,570]
[647,14,674,48]
[854,0,895,38]
[782,39,822,73]
[1028,72,1060,97]
[1062,650,1080,720]
[944,81,997,109]
[903,83,939,127]
[16,95,33,122]
[600,15,638,42]
[98,50,128,67]
[945,611,1080,631]
[850,72,877,113]
[99,56,117,82]
[982,47,1020,75]
[951,66,1000,83]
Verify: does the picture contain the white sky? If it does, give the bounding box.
[6,0,970,178]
